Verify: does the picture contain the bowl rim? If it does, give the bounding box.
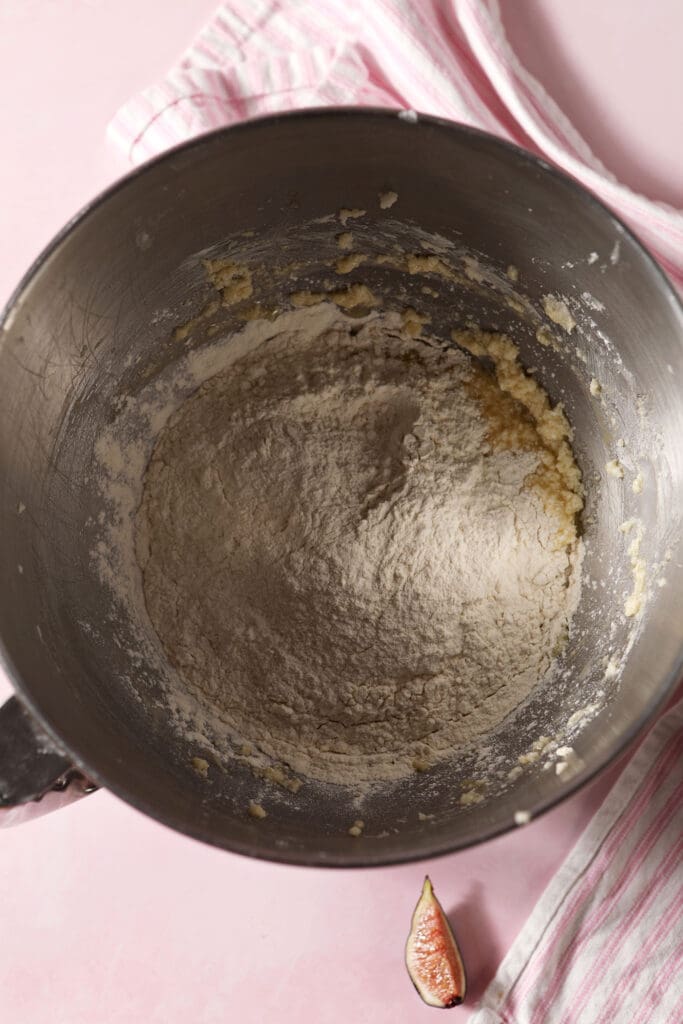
[1,106,682,867]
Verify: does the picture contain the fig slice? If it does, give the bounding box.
[405,876,467,1009]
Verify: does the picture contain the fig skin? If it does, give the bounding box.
[405,876,467,1009]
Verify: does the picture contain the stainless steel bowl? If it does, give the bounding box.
[0,110,681,865]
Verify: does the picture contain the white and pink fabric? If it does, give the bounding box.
[109,3,683,1020]
[108,0,683,291]
[471,700,683,1024]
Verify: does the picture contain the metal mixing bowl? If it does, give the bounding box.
[0,110,681,865]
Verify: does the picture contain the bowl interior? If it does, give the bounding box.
[1,112,682,865]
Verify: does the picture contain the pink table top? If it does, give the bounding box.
[0,3,680,1021]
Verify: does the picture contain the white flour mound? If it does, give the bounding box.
[135,307,583,784]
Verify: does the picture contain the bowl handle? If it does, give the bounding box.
[0,697,96,826]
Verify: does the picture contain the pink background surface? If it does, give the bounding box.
[0,3,680,1022]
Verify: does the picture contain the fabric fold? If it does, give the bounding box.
[469,700,683,1023]
[108,0,683,289]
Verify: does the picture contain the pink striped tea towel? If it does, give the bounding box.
[108,0,683,291]
[469,699,683,1024]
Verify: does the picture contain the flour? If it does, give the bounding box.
[135,306,583,785]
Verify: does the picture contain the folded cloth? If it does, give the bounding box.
[469,699,683,1024]
[108,0,683,290]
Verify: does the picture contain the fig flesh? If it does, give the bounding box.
[405,876,467,1009]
